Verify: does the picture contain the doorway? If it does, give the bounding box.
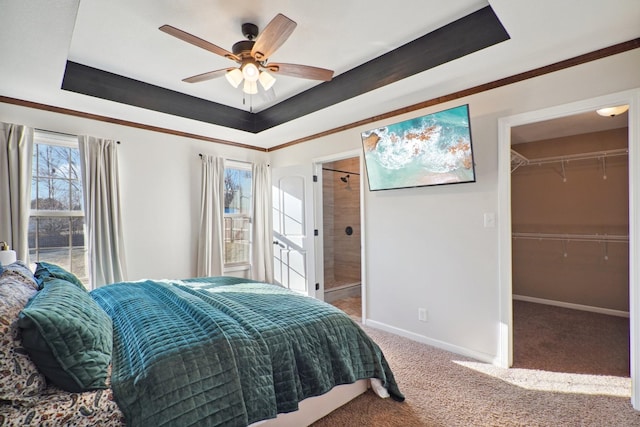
[313,151,364,321]
[321,157,361,303]
[509,112,630,376]
[497,88,640,408]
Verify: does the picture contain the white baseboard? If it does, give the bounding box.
[513,294,629,318]
[364,319,497,364]
[324,283,361,303]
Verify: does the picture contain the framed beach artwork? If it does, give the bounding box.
[361,104,476,191]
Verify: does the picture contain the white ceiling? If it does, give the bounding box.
[1,0,639,149]
[512,110,629,145]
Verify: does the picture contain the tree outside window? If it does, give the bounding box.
[28,131,87,285]
[224,163,252,267]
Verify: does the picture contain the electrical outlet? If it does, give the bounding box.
[418,308,428,322]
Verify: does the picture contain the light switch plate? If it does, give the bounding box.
[484,213,496,228]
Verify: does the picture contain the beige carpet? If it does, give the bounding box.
[513,300,629,377]
[317,300,640,426]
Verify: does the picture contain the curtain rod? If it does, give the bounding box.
[198,153,254,165]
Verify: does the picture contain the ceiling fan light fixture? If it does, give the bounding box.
[225,68,243,88]
[596,105,629,117]
[243,79,258,95]
[258,70,276,91]
[242,62,260,82]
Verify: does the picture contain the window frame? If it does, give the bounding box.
[223,160,253,272]
[29,130,87,283]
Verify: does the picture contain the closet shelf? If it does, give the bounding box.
[510,148,628,172]
[512,232,628,243]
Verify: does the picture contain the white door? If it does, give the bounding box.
[272,164,316,297]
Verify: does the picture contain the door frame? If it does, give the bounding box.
[312,149,366,320]
[497,88,640,408]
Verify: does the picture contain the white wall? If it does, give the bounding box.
[2,49,639,362]
[0,104,268,281]
[268,49,640,362]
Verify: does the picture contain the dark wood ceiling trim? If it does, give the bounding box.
[62,62,256,132]
[2,39,636,153]
[267,38,640,151]
[60,5,509,134]
[254,6,509,131]
[0,95,266,152]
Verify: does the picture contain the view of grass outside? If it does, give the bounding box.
[28,246,88,285]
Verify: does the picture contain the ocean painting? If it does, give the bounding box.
[361,104,476,191]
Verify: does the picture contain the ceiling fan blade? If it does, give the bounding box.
[160,25,240,62]
[267,63,334,81]
[182,68,233,83]
[251,14,297,61]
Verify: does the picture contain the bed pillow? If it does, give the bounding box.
[18,278,112,392]
[2,260,39,290]
[34,261,85,290]
[0,270,47,402]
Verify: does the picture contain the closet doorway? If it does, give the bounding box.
[498,89,640,408]
[318,155,363,321]
[510,110,630,377]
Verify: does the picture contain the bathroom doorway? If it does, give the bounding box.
[321,156,362,320]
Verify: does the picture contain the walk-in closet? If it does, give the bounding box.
[510,110,630,376]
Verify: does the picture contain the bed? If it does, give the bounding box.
[0,261,403,426]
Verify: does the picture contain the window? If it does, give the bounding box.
[29,131,87,284]
[223,161,252,268]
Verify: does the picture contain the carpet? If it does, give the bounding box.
[315,301,639,426]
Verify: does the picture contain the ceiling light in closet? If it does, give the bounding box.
[596,105,629,117]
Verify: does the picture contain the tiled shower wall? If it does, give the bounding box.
[323,157,361,290]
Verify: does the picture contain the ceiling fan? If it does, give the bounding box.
[159,13,334,96]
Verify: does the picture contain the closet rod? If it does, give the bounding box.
[513,148,628,167]
[512,232,628,243]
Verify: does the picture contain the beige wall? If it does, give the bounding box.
[511,128,629,311]
[322,157,361,289]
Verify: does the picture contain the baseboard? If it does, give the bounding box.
[513,294,629,318]
[364,319,496,364]
[324,283,361,303]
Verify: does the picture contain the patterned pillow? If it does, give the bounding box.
[0,270,47,402]
[1,261,38,290]
[0,385,125,426]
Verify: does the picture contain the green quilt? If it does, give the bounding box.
[91,277,403,427]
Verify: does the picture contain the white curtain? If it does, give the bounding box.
[197,155,224,277]
[79,136,127,287]
[251,163,273,282]
[0,123,33,262]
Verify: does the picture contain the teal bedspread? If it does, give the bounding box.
[90,277,403,427]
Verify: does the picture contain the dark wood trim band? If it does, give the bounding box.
[267,38,640,152]
[254,6,509,132]
[1,38,637,153]
[0,96,267,152]
[60,6,508,134]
